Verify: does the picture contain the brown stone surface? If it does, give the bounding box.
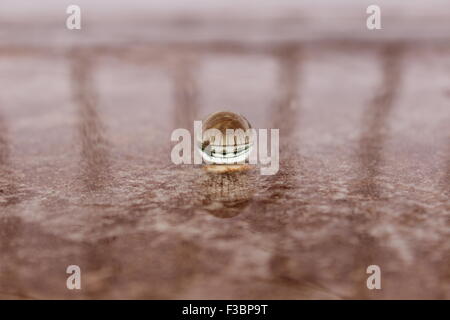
[0,1,449,299]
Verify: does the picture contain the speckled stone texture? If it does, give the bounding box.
[0,0,449,299]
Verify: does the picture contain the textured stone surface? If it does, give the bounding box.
[0,1,449,300]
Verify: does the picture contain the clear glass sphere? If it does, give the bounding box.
[196,111,254,165]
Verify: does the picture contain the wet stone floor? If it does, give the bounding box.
[0,42,449,299]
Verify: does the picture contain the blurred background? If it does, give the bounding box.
[0,0,449,299]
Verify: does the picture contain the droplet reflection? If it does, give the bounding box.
[196,170,256,218]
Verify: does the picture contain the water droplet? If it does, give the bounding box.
[197,111,254,165]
